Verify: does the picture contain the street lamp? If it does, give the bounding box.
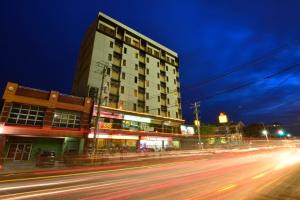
[287,133,291,138]
[262,129,269,142]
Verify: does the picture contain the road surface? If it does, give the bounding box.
[0,148,299,200]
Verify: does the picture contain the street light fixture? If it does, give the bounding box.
[262,129,269,142]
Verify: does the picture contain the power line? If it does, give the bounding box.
[183,39,300,90]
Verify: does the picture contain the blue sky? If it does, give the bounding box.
[1,0,300,133]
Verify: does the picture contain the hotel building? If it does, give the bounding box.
[72,12,187,151]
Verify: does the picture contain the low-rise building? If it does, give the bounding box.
[0,82,92,162]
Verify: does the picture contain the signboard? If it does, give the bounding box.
[88,133,139,140]
[140,136,172,141]
[124,115,151,123]
[218,112,228,124]
[93,106,123,119]
[181,125,195,135]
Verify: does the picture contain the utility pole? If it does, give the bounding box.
[92,61,109,157]
[191,101,202,150]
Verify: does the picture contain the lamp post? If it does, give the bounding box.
[262,129,269,142]
[261,123,269,143]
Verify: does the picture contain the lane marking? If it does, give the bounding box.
[251,172,266,180]
[0,160,196,184]
[217,184,237,192]
[0,182,114,200]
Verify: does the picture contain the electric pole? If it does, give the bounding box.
[92,61,109,157]
[191,101,202,150]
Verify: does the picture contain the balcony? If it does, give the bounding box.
[160,76,166,82]
[116,34,123,40]
[114,45,122,54]
[138,80,145,88]
[113,58,121,66]
[139,56,145,63]
[110,86,119,95]
[111,71,120,80]
[160,65,165,71]
[138,93,145,101]
[108,102,118,108]
[137,107,145,113]
[139,68,145,75]
[132,40,140,48]
[161,87,166,93]
[161,99,166,105]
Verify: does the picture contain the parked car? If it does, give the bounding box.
[36,151,56,167]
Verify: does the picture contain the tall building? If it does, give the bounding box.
[72,12,186,151]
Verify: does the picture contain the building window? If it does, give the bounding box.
[133,103,137,111]
[146,93,149,99]
[7,103,45,126]
[166,65,168,71]
[168,111,170,117]
[154,50,159,57]
[52,110,81,128]
[167,87,169,93]
[147,47,152,54]
[166,77,169,82]
[135,53,138,58]
[176,112,179,118]
[122,72,125,79]
[124,47,127,54]
[146,106,149,112]
[108,54,112,61]
[125,36,131,44]
[135,64,138,70]
[134,76,137,83]
[123,60,126,66]
[146,80,149,87]
[158,96,160,102]
[146,68,149,74]
[158,109,160,115]
[134,89,137,97]
[167,98,170,104]
[147,57,149,63]
[157,84,160,90]
[157,73,160,78]
[157,62,159,67]
[107,68,111,75]
[120,86,124,94]
[88,87,99,101]
[173,69,176,74]
[110,41,113,48]
[174,79,176,84]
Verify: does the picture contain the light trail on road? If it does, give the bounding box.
[0,148,299,200]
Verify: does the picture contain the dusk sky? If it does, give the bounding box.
[1,1,300,133]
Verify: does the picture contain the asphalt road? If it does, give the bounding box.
[0,148,300,200]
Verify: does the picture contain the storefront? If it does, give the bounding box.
[139,136,174,150]
[3,136,84,161]
[88,133,139,151]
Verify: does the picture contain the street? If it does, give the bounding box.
[0,148,299,200]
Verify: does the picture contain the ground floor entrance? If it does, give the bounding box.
[3,136,84,161]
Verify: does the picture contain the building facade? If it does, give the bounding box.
[0,82,92,162]
[72,12,186,151]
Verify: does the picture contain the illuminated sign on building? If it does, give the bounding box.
[93,106,123,119]
[181,125,195,135]
[218,112,228,124]
[140,136,172,141]
[123,115,151,123]
[88,133,139,140]
[0,123,4,134]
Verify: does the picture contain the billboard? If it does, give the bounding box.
[181,125,195,135]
